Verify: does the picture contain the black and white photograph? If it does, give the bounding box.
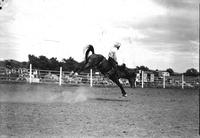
[0,0,199,137]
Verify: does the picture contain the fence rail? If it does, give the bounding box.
[0,65,199,89]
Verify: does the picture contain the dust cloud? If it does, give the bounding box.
[55,87,94,103]
[0,84,95,103]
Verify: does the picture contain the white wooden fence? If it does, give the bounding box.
[0,64,199,89]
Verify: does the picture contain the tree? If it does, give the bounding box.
[21,61,28,68]
[61,57,78,71]
[185,68,199,76]
[49,57,60,70]
[166,68,174,76]
[28,54,40,69]
[136,66,149,71]
[38,55,51,70]
[28,55,52,70]
[27,55,88,71]
[4,60,22,69]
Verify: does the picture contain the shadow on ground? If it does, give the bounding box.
[89,97,129,102]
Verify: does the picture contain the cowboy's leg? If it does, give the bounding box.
[107,57,118,76]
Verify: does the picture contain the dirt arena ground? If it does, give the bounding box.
[0,83,199,138]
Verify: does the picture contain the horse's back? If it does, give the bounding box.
[89,54,106,62]
[88,53,111,71]
[90,54,104,58]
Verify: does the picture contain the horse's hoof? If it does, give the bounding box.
[122,94,127,97]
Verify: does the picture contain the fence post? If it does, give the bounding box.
[90,69,93,87]
[135,80,137,88]
[59,67,62,86]
[141,71,144,88]
[163,74,165,88]
[29,64,32,84]
[182,74,184,89]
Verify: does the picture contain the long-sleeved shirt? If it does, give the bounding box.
[108,47,118,62]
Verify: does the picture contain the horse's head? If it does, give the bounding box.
[117,63,126,71]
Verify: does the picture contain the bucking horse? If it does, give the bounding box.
[73,45,137,97]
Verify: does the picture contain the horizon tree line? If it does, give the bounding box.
[0,54,199,76]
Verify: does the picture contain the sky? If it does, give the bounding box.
[0,0,199,73]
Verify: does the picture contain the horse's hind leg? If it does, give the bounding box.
[83,62,92,70]
[128,79,133,88]
[76,62,91,74]
[110,77,127,97]
[128,78,136,88]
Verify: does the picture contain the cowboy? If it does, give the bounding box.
[107,42,121,76]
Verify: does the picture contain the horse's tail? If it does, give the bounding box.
[85,45,95,63]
